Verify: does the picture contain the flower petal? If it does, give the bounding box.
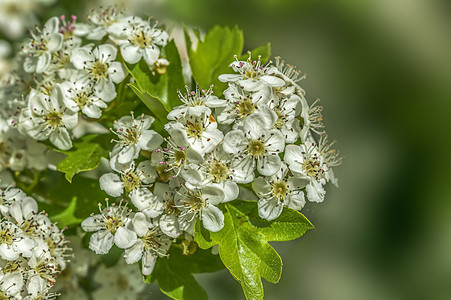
[99,173,124,197]
[201,205,224,232]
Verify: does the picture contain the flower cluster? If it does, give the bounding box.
[0,9,169,151]
[0,186,71,299]
[82,54,341,276]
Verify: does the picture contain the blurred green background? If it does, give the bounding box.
[8,0,451,298]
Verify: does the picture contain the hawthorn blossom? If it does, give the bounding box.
[70,44,126,100]
[109,16,168,66]
[218,53,285,91]
[253,163,309,220]
[110,114,163,166]
[223,113,285,181]
[99,161,165,218]
[81,200,136,254]
[175,182,225,233]
[124,212,171,275]
[165,108,223,156]
[18,86,78,150]
[22,17,63,73]
[167,85,227,121]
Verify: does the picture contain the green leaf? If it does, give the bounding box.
[56,134,109,183]
[194,200,313,300]
[50,197,82,227]
[189,26,244,96]
[36,170,109,227]
[127,40,185,122]
[148,246,225,300]
[128,83,169,124]
[238,43,271,64]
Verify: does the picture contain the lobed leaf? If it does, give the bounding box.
[56,134,109,183]
[194,200,313,300]
[188,26,244,96]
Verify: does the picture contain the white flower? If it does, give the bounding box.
[253,163,309,220]
[296,98,325,142]
[218,53,285,91]
[175,182,225,233]
[58,15,90,44]
[109,16,168,66]
[181,148,240,202]
[86,7,124,40]
[26,241,58,296]
[60,75,110,119]
[22,17,63,73]
[216,84,270,125]
[0,187,25,216]
[0,220,35,260]
[18,86,78,150]
[284,143,327,203]
[222,113,285,181]
[110,114,163,166]
[165,109,223,156]
[273,56,307,93]
[81,200,136,254]
[153,136,203,178]
[167,85,227,121]
[268,93,302,143]
[99,160,164,218]
[0,267,23,299]
[124,212,172,276]
[70,44,126,100]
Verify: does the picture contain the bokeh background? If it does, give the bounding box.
[2,0,450,299]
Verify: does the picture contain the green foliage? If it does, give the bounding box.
[186,26,271,96]
[128,40,185,124]
[51,197,81,227]
[145,246,225,300]
[56,134,109,183]
[36,170,108,228]
[187,26,243,96]
[194,200,313,300]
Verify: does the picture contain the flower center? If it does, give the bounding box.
[155,164,172,182]
[236,98,255,118]
[185,120,204,139]
[302,158,324,180]
[0,229,13,245]
[141,229,160,251]
[119,128,141,145]
[45,110,63,127]
[104,216,124,234]
[209,161,229,183]
[90,61,108,79]
[3,260,20,273]
[133,31,150,49]
[75,91,89,108]
[248,139,265,158]
[121,171,141,194]
[271,181,288,201]
[174,149,186,165]
[244,68,260,79]
[185,192,205,211]
[274,108,285,129]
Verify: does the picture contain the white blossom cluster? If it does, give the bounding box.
[0,186,71,299]
[0,9,169,152]
[82,54,341,276]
